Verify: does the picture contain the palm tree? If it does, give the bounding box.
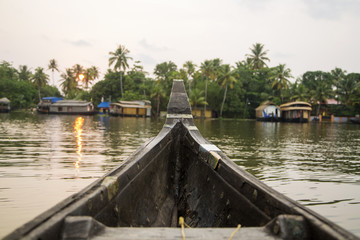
[200,60,215,117]
[48,59,59,86]
[270,64,293,103]
[83,68,92,91]
[150,84,166,117]
[217,64,237,117]
[82,66,99,90]
[311,81,334,115]
[32,67,49,102]
[246,43,270,70]
[336,73,360,105]
[72,64,84,80]
[60,68,77,97]
[109,45,133,98]
[153,61,177,94]
[189,88,207,110]
[18,65,32,82]
[183,61,196,93]
[89,66,100,80]
[291,80,310,102]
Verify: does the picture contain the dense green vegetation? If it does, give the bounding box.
[1,43,360,117]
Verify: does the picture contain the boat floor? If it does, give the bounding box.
[62,216,283,240]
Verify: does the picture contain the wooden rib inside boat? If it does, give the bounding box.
[5,80,358,240]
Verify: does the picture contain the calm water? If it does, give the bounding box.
[0,112,359,238]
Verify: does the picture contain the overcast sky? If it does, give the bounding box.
[1,0,360,86]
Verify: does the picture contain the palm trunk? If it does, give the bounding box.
[157,95,160,117]
[188,78,191,94]
[243,98,248,118]
[204,79,208,118]
[119,72,123,98]
[38,87,41,102]
[220,83,228,117]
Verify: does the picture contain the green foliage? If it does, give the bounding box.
[0,61,38,109]
[40,85,62,98]
[326,104,357,116]
[2,43,360,118]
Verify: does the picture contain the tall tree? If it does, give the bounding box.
[89,66,100,81]
[217,64,237,117]
[189,88,207,110]
[150,84,166,117]
[153,61,178,95]
[270,64,293,103]
[32,67,49,102]
[72,64,84,80]
[183,61,196,93]
[82,66,100,90]
[108,45,133,98]
[60,68,77,97]
[200,60,215,117]
[18,65,32,82]
[291,79,310,102]
[246,43,270,70]
[48,59,59,86]
[336,73,360,105]
[311,81,334,115]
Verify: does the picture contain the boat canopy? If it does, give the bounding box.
[52,100,92,107]
[280,101,311,108]
[41,97,63,103]
[0,97,10,103]
[110,102,150,109]
[97,102,111,108]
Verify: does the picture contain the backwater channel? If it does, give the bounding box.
[0,112,359,237]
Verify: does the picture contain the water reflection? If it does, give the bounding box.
[0,115,359,237]
[73,117,84,169]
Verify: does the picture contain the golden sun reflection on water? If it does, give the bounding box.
[73,117,84,168]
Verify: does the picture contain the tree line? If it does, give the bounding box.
[1,43,359,117]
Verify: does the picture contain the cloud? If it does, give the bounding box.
[302,0,360,20]
[63,39,92,47]
[138,38,170,52]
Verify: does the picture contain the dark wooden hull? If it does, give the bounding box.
[37,110,98,115]
[256,117,280,122]
[351,119,360,124]
[109,113,148,117]
[5,80,358,240]
[282,117,309,123]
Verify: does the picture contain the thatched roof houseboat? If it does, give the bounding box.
[280,101,312,123]
[0,97,11,112]
[255,101,280,121]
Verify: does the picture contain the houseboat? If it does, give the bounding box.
[110,100,151,117]
[97,101,111,114]
[280,101,312,123]
[48,100,96,115]
[37,97,64,113]
[192,107,213,118]
[0,97,11,112]
[255,101,280,121]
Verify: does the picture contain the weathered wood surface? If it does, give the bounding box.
[4,79,359,240]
